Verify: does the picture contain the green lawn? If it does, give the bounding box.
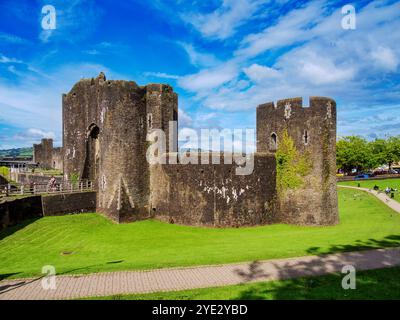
[33,168,63,176]
[1,188,400,280]
[0,166,9,178]
[338,178,400,202]
[85,267,400,300]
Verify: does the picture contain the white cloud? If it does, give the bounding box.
[0,55,23,64]
[182,0,267,40]
[178,108,193,127]
[278,48,355,85]
[176,0,400,119]
[178,42,220,67]
[371,46,398,72]
[144,72,180,80]
[243,64,281,82]
[7,65,25,77]
[236,0,325,58]
[177,62,238,92]
[0,62,127,147]
[0,128,57,149]
[16,128,56,140]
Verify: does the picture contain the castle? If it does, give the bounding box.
[36,72,338,227]
[33,138,63,171]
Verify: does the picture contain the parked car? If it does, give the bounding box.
[364,171,376,177]
[373,169,388,175]
[354,173,370,180]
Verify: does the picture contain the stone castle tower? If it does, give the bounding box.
[256,97,338,225]
[33,138,63,170]
[63,73,177,222]
[62,73,338,226]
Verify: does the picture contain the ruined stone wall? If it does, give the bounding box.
[33,139,63,171]
[52,147,63,171]
[150,153,277,227]
[62,73,337,227]
[256,97,338,225]
[33,138,54,169]
[42,192,96,216]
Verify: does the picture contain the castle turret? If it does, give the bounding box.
[145,84,178,153]
[33,138,54,169]
[256,97,338,225]
[63,72,150,222]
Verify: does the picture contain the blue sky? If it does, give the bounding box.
[0,0,399,149]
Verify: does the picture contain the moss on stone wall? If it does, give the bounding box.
[276,129,312,197]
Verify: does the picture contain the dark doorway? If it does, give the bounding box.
[82,124,100,182]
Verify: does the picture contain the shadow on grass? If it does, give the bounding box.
[0,217,41,241]
[305,235,400,256]
[232,235,400,300]
[0,273,21,281]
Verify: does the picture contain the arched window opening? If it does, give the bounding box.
[270,133,278,152]
[89,125,100,139]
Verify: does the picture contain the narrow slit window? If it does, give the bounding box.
[147,113,153,130]
[303,130,309,145]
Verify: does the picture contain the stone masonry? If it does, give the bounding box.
[33,138,63,170]
[61,72,338,227]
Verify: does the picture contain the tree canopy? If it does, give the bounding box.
[337,136,400,173]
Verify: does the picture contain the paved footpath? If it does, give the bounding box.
[1,247,400,300]
[338,185,400,213]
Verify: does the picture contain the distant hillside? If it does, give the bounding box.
[0,147,33,158]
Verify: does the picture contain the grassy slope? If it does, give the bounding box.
[86,267,400,300]
[338,178,400,202]
[1,188,400,280]
[0,166,9,178]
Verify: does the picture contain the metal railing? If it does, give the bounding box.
[0,180,94,198]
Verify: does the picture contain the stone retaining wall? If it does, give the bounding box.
[0,196,43,230]
[0,191,97,230]
[42,192,96,216]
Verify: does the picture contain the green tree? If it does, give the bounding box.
[368,138,387,169]
[386,136,400,169]
[336,136,371,173]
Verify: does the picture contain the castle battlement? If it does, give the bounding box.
[257,96,335,114]
[59,73,338,227]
